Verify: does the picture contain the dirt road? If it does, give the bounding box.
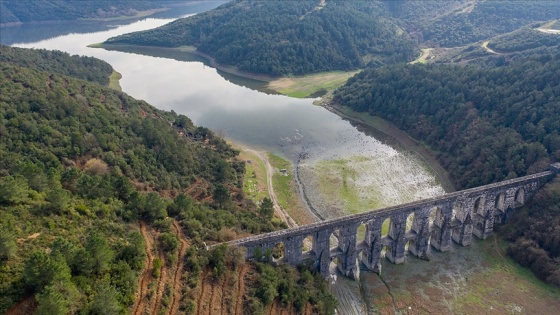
[244,148,298,228]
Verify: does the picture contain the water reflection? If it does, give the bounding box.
[0,1,225,45]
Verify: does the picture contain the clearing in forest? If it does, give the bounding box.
[267,70,360,98]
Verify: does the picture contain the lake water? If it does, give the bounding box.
[1,2,450,314]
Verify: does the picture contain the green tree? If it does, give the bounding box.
[35,279,81,315]
[85,282,123,315]
[0,175,29,205]
[0,230,17,261]
[23,251,71,293]
[213,184,230,208]
[85,231,114,276]
[259,197,274,219]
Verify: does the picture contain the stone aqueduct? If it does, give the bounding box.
[212,164,560,279]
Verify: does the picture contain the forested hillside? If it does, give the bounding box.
[333,52,560,286]
[105,0,417,76]
[0,46,336,314]
[383,0,560,47]
[0,0,177,24]
[0,46,113,86]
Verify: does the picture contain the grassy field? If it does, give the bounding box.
[268,154,314,224]
[238,150,268,203]
[109,70,122,91]
[267,70,360,98]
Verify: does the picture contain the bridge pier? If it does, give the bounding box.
[431,202,453,251]
[284,236,304,266]
[313,229,332,278]
[473,194,495,239]
[408,208,431,260]
[336,223,360,279]
[361,220,383,274]
[385,215,407,264]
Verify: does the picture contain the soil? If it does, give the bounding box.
[132,221,156,315]
[168,219,189,315]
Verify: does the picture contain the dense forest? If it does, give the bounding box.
[0,46,336,314]
[105,0,417,76]
[0,0,182,24]
[333,51,560,286]
[0,46,113,86]
[410,0,560,47]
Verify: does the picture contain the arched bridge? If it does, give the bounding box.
[211,163,560,279]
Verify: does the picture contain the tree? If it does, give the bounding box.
[0,230,17,261]
[35,279,81,315]
[213,184,230,208]
[85,231,114,276]
[23,251,71,293]
[259,197,274,219]
[0,175,29,205]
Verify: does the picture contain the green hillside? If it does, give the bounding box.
[333,52,560,286]
[0,46,338,314]
[105,0,417,76]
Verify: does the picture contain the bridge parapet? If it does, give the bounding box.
[210,167,557,279]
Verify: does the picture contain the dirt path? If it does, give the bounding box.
[481,41,500,54]
[132,221,155,315]
[234,265,248,315]
[152,237,168,315]
[168,219,189,315]
[244,148,298,228]
[196,271,211,315]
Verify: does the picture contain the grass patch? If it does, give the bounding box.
[268,154,293,210]
[238,150,268,203]
[267,70,360,98]
[109,70,122,91]
[267,153,312,224]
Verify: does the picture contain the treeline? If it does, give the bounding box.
[0,45,113,86]
[0,0,176,24]
[105,0,417,76]
[407,0,560,47]
[333,53,560,285]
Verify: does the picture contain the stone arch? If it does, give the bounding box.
[355,221,367,258]
[515,187,525,206]
[302,234,314,257]
[380,217,391,258]
[473,195,486,216]
[329,229,341,252]
[495,192,506,211]
[405,212,415,251]
[271,241,285,262]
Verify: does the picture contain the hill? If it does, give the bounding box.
[388,0,560,47]
[0,46,336,314]
[104,0,417,76]
[332,52,560,286]
[0,0,179,25]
